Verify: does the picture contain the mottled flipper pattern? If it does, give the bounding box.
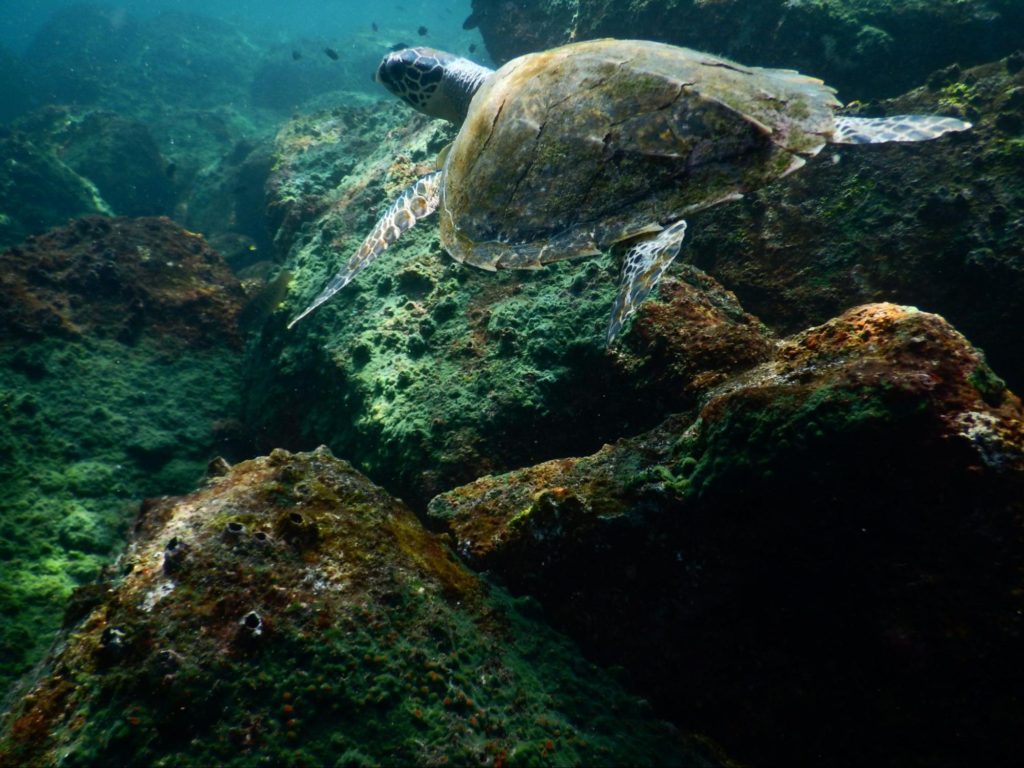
[288,172,442,329]
[607,220,687,345]
[832,114,971,144]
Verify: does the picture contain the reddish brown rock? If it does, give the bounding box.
[0,448,725,768]
[429,303,1024,767]
[0,216,245,347]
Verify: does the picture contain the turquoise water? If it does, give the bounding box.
[1,0,480,54]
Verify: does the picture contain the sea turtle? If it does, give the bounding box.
[289,39,970,343]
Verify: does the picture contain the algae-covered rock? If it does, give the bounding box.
[251,97,775,507]
[0,217,246,692]
[11,108,175,218]
[429,303,1024,767]
[0,216,244,345]
[0,129,111,249]
[468,0,1024,101]
[0,448,727,768]
[690,55,1024,390]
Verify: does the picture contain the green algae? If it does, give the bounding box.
[0,336,241,691]
[0,450,721,768]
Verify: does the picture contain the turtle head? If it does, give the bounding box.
[376,47,493,124]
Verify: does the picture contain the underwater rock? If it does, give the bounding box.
[0,216,247,690]
[469,0,1024,101]
[12,107,175,218]
[0,216,244,346]
[0,130,111,249]
[0,448,727,768]
[23,5,281,204]
[253,99,775,507]
[690,55,1024,390]
[184,138,275,271]
[429,302,1024,767]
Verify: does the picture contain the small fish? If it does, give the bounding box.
[240,270,293,333]
[417,25,428,36]
[165,161,177,179]
[291,49,302,61]
[371,22,378,32]
[389,42,410,51]
[468,43,477,54]
[324,47,339,60]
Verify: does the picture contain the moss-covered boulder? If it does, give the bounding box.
[690,55,1024,390]
[467,0,1024,101]
[249,94,775,507]
[429,303,1024,767]
[0,217,246,692]
[0,129,111,250]
[11,108,175,218]
[0,448,728,768]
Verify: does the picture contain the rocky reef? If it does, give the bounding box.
[691,55,1024,390]
[0,448,727,768]
[429,302,1024,767]
[0,217,246,691]
[1,1,1023,765]
[255,53,1024,510]
[467,0,1024,101]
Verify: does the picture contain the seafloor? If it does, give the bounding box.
[1,2,1023,767]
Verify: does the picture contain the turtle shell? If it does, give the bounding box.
[439,39,840,270]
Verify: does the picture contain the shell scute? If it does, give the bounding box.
[441,40,842,267]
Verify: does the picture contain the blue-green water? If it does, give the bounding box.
[2,0,481,54]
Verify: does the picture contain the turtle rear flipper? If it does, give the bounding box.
[832,114,971,144]
[607,220,687,345]
[288,172,442,329]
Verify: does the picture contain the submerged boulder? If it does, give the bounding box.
[429,303,1024,767]
[0,448,727,768]
[250,99,774,507]
[467,0,1024,101]
[0,130,110,250]
[0,217,246,692]
[0,216,243,345]
[690,55,1024,391]
[12,107,175,219]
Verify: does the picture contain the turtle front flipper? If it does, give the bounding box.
[607,220,688,345]
[288,171,442,329]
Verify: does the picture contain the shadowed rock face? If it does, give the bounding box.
[689,56,1024,392]
[0,448,728,768]
[0,130,111,249]
[429,303,1024,768]
[467,0,1024,102]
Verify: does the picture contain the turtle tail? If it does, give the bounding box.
[831,114,971,144]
